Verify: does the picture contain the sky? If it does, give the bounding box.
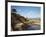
[11,6,41,18]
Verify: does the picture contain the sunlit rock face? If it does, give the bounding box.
[11,13,28,31]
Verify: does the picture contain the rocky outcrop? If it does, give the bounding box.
[11,13,28,31]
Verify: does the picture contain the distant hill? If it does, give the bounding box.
[28,18,40,20]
